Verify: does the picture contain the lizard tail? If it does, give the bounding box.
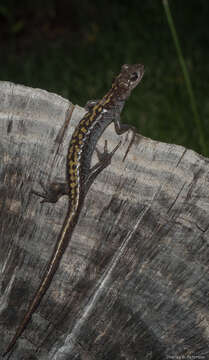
[3,208,78,356]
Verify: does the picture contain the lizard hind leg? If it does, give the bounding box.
[114,114,137,162]
[31,180,69,204]
[83,140,121,194]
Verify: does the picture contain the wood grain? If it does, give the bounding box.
[0,81,209,359]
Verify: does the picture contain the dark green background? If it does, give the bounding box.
[1,0,209,155]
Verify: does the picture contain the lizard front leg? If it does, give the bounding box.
[84,100,100,111]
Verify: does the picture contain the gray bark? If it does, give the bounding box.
[0,81,209,359]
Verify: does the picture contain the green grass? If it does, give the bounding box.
[163,0,207,156]
[0,1,209,156]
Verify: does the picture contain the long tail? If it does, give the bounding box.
[3,209,77,356]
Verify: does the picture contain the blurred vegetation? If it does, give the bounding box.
[0,0,209,155]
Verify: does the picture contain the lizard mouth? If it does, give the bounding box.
[136,64,145,82]
[129,64,144,87]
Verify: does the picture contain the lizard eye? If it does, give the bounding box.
[130,72,138,82]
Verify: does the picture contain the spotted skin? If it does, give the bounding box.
[3,64,144,357]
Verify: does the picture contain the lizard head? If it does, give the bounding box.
[113,63,144,100]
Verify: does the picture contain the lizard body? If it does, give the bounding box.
[3,63,144,356]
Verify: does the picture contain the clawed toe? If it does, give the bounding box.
[95,140,121,163]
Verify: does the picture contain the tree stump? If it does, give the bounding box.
[0,81,209,359]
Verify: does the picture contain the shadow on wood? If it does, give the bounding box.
[0,81,209,359]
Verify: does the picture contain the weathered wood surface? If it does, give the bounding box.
[0,81,209,360]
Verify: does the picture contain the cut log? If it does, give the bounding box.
[0,81,209,359]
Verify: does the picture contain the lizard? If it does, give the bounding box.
[3,63,144,356]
